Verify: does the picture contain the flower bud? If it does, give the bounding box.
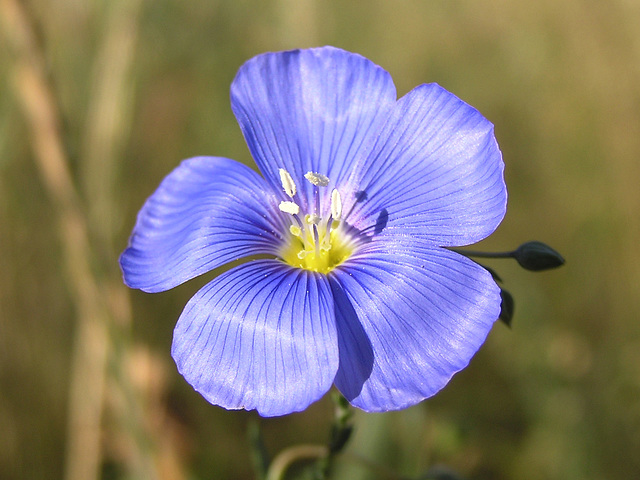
[499,289,514,327]
[513,241,565,271]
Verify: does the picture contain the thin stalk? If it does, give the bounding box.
[266,445,329,480]
[82,0,161,478]
[0,2,109,479]
[449,247,515,259]
[247,420,270,480]
[1,1,155,480]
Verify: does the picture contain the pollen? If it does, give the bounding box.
[279,168,297,197]
[304,171,330,187]
[331,189,342,221]
[277,168,353,273]
[279,201,300,215]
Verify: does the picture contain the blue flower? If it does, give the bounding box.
[120,46,507,417]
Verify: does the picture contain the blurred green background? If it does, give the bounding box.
[1,0,639,479]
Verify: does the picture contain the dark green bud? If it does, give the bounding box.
[499,289,515,327]
[513,241,565,271]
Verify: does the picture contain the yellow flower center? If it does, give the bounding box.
[277,169,353,274]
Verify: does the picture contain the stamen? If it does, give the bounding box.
[331,189,342,221]
[312,224,320,257]
[279,168,297,197]
[277,166,352,273]
[304,172,330,187]
[279,201,300,215]
[321,219,332,251]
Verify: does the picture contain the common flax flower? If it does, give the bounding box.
[120,46,507,417]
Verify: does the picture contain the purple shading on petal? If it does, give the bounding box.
[349,83,507,246]
[120,157,283,293]
[332,245,501,411]
[230,46,397,212]
[329,277,374,400]
[121,46,509,417]
[171,260,339,417]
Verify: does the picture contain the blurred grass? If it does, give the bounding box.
[2,0,640,479]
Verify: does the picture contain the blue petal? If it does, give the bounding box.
[348,83,507,246]
[230,46,396,211]
[120,157,283,293]
[171,260,338,417]
[331,245,500,411]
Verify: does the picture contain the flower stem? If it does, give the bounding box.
[311,392,354,479]
[452,241,565,272]
[248,420,270,480]
[263,393,354,480]
[449,247,515,259]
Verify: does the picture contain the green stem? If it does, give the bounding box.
[248,420,270,480]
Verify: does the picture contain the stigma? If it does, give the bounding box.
[277,168,352,273]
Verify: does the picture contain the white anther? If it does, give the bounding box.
[331,189,342,221]
[304,171,330,187]
[289,225,302,237]
[305,213,321,225]
[279,168,297,197]
[279,201,300,215]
